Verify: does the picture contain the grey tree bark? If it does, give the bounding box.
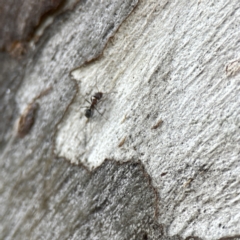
[0,0,240,240]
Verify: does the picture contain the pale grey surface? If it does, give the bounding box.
[1,0,240,239]
[56,0,240,239]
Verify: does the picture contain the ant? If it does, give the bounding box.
[82,79,115,119]
[84,91,104,119]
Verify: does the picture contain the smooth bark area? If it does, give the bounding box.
[0,0,240,239]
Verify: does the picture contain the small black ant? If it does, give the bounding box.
[84,91,103,118]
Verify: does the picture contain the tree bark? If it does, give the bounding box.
[0,0,240,239]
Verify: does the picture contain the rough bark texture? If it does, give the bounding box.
[0,0,240,240]
[0,0,65,51]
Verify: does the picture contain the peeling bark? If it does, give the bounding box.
[0,0,240,239]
